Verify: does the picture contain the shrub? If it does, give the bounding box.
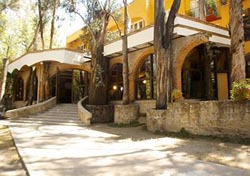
[231,79,250,101]
[172,89,183,102]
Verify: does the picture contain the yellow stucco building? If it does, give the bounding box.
[5,0,250,108]
[65,0,250,102]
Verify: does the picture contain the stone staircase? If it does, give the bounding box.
[12,104,82,126]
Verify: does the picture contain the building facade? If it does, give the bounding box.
[6,0,250,107]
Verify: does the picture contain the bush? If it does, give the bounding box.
[231,79,250,101]
[172,89,183,102]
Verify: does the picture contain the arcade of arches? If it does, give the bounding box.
[6,42,250,108]
[109,44,231,102]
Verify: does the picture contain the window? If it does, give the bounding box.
[246,54,250,78]
[15,77,23,101]
[205,0,220,22]
[190,0,200,18]
[109,64,123,100]
[136,54,156,100]
[78,44,87,52]
[130,20,145,32]
[243,8,250,41]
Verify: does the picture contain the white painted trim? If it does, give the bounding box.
[104,15,230,56]
[8,49,90,73]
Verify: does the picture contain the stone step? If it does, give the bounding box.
[28,115,79,121]
[26,118,81,124]
[36,112,78,116]
[11,118,83,126]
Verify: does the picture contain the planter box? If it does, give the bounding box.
[114,104,139,124]
[86,104,114,123]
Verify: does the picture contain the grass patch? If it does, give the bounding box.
[109,121,144,128]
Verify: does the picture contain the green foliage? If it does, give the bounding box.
[172,88,183,101]
[231,79,250,101]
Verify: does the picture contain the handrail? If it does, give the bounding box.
[77,96,92,125]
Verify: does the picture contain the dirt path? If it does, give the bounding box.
[0,125,27,176]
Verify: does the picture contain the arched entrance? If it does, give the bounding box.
[246,53,250,78]
[50,69,89,103]
[181,44,230,100]
[109,63,123,101]
[135,54,156,100]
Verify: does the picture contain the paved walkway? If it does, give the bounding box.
[1,105,250,176]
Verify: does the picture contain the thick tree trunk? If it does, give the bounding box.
[155,0,181,109]
[0,58,9,100]
[43,62,50,100]
[38,0,45,50]
[155,0,167,109]
[49,0,57,49]
[204,44,213,100]
[122,0,129,105]
[89,43,108,105]
[26,68,35,106]
[230,0,245,82]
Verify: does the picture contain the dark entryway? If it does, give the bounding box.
[58,71,73,103]
[181,44,230,100]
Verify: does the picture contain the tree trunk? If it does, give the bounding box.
[49,0,57,49]
[204,44,213,100]
[155,0,181,109]
[199,0,205,21]
[89,43,108,105]
[122,0,129,105]
[230,0,245,82]
[38,0,45,50]
[0,58,9,100]
[27,67,35,106]
[43,62,50,100]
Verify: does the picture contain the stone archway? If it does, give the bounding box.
[172,33,209,91]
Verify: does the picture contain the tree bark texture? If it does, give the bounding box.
[155,0,181,109]
[43,62,50,100]
[89,43,108,105]
[122,0,129,105]
[88,10,110,105]
[49,0,57,49]
[155,0,167,109]
[38,0,45,50]
[0,58,9,100]
[204,44,213,100]
[26,67,35,106]
[230,0,246,82]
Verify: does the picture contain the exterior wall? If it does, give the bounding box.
[147,100,250,138]
[136,100,156,114]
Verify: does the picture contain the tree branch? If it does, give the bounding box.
[109,14,122,37]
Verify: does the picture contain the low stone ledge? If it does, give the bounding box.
[77,97,92,126]
[86,104,114,123]
[4,97,57,119]
[114,103,139,125]
[146,100,250,138]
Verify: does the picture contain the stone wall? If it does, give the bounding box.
[5,97,56,119]
[114,104,139,124]
[86,104,114,123]
[136,100,156,115]
[147,100,250,138]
